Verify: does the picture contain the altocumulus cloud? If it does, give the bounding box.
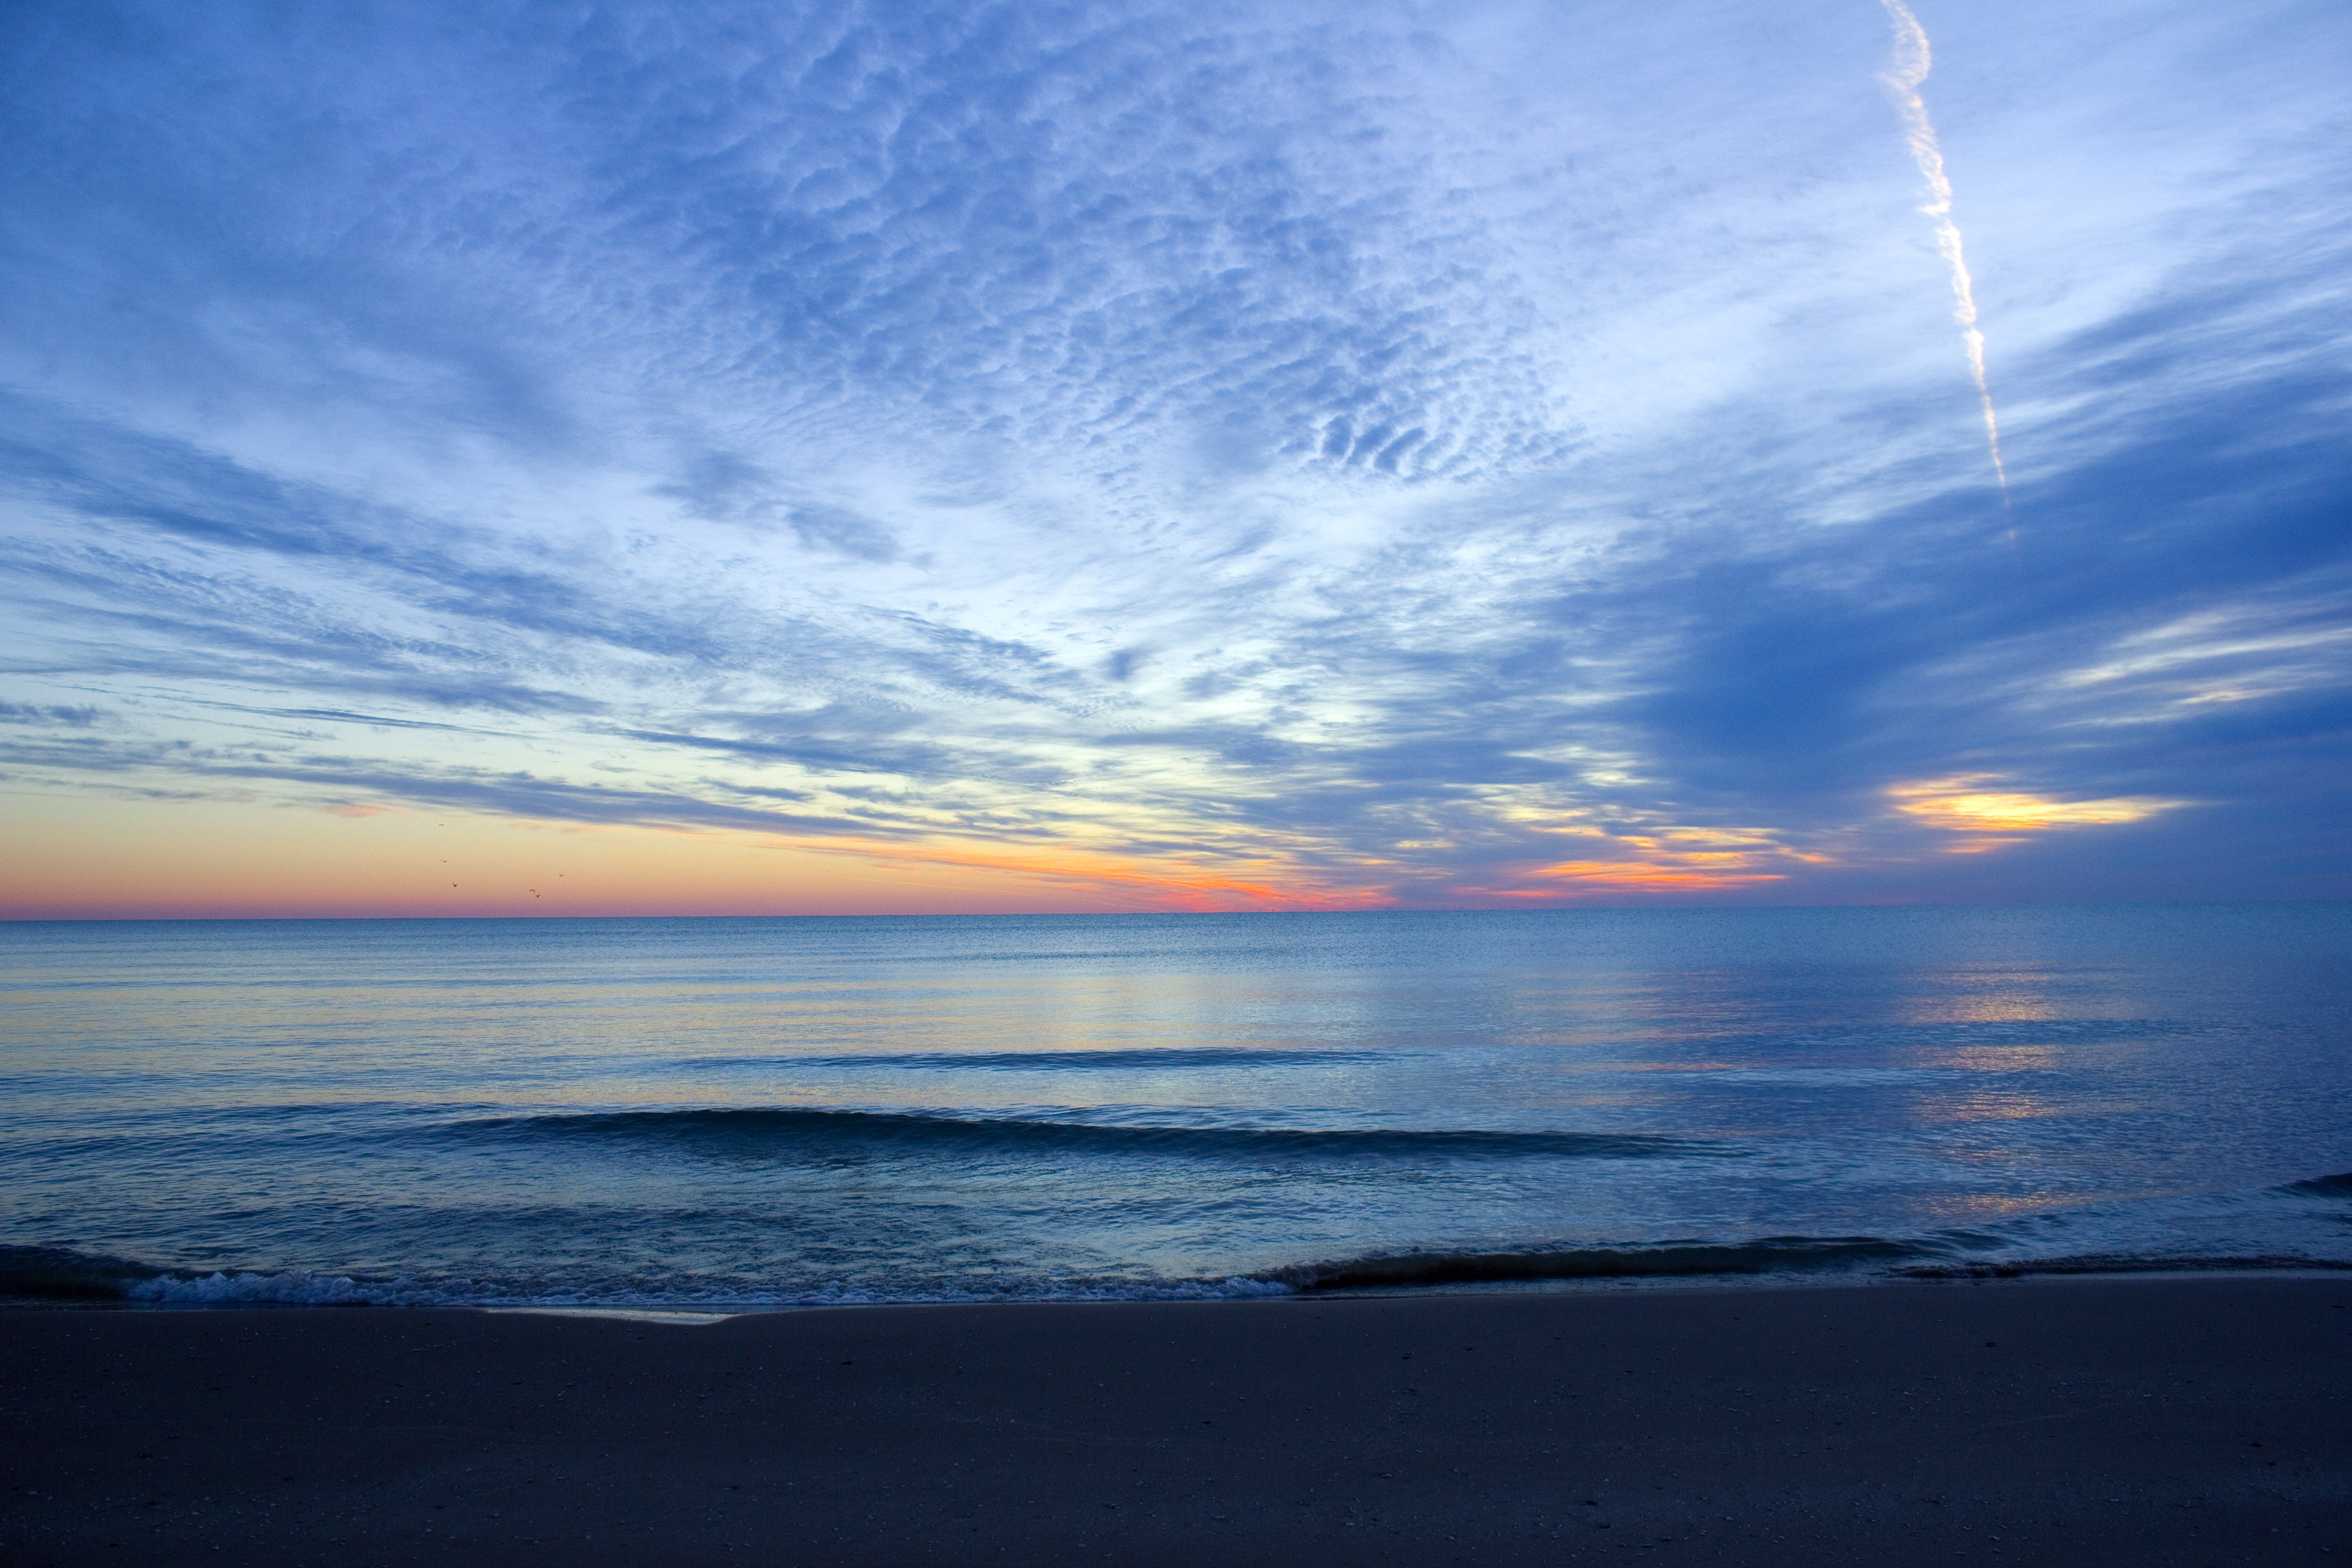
[1,0,2347,907]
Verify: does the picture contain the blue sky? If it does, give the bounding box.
[2,0,2347,913]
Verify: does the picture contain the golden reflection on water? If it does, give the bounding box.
[1927,1045,2059,1071]
[1918,1191,2097,1219]
[1898,974,2064,1025]
[1924,1089,2063,1122]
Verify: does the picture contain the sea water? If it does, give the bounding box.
[2,905,2347,1309]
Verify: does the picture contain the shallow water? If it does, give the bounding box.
[2,905,2347,1307]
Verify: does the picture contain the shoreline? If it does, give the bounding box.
[11,1253,2349,1321]
[5,1274,2344,1565]
[12,1225,2350,1318]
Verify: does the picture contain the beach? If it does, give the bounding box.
[5,1275,2344,1565]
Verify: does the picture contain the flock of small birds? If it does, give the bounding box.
[432,821,564,899]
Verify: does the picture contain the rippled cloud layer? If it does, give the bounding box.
[3,0,2347,913]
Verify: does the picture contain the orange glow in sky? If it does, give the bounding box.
[0,791,1385,919]
[1887,774,2185,843]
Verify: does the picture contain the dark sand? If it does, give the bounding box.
[3,1277,2345,1566]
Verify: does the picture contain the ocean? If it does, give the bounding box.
[2,905,2347,1311]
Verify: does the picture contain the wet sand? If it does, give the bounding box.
[3,1276,2345,1565]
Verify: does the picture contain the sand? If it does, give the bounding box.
[3,1276,2345,1565]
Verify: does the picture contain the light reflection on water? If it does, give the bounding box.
[0,904,2347,1304]
[1934,1045,2060,1069]
[1926,1191,2105,1218]
[1924,1090,2064,1124]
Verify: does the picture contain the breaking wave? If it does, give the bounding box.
[0,1244,447,1307]
[1261,1235,1940,1290]
[0,1242,1292,1310]
[1895,1254,2352,1280]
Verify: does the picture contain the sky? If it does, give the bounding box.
[2,0,2347,918]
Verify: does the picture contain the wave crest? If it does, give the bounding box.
[701,1047,1411,1072]
[0,1243,446,1307]
[464,1107,1736,1161]
[1897,1254,2352,1280]
[1263,1236,1937,1290]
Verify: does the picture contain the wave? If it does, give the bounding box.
[694,1047,1411,1072]
[460,1106,1734,1161]
[1895,1254,2352,1280]
[0,1243,170,1302]
[1261,1235,1940,1290]
[1258,1170,2352,1290]
[0,1242,1294,1310]
[0,1236,1942,1308]
[2285,1171,2352,1199]
[0,1244,439,1307]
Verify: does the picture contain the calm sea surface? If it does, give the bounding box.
[2,906,2347,1308]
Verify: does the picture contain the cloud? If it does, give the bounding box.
[2,0,2347,909]
[1887,774,2185,832]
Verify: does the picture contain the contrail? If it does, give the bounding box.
[1879,0,2009,500]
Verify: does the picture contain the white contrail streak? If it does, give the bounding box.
[1879,0,2010,500]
